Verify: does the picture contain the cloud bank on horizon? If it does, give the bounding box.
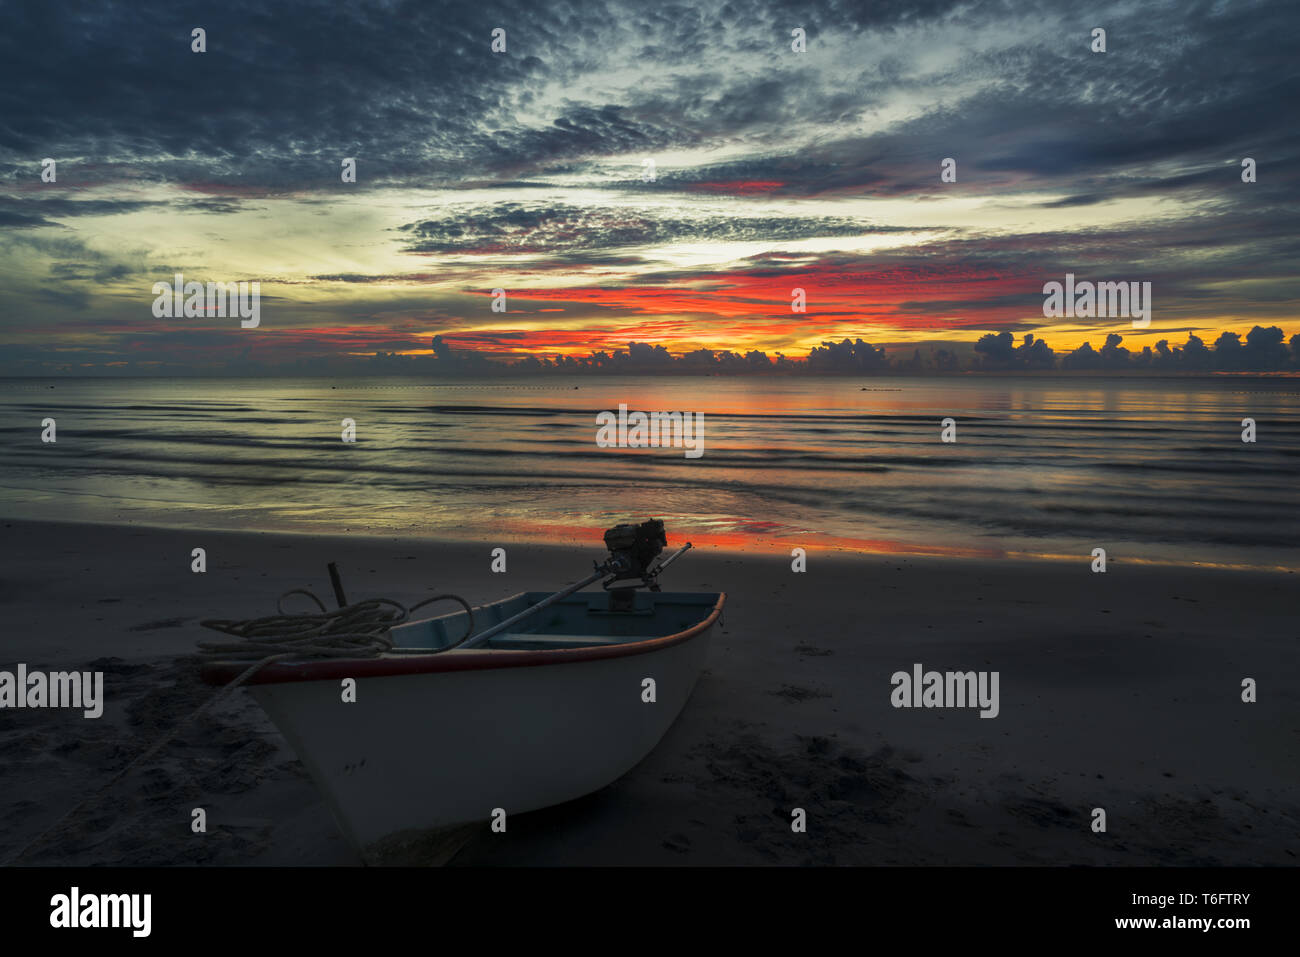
[0,0,1297,374]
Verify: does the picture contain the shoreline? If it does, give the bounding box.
[5,515,1296,575]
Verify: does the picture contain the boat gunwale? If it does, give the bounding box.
[200,591,726,686]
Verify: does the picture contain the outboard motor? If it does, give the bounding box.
[602,519,667,581]
[601,519,687,611]
[461,519,691,645]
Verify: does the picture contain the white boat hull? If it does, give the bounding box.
[248,614,713,853]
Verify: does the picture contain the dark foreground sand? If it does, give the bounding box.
[1,518,1296,866]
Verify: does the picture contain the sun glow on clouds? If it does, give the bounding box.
[2,173,1264,363]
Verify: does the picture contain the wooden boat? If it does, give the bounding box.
[201,521,723,857]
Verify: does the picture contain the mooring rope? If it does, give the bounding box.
[5,589,473,865]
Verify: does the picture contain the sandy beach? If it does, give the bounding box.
[1,517,1296,866]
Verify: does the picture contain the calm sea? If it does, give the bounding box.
[2,375,1297,569]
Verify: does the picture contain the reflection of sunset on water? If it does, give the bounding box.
[4,375,1294,574]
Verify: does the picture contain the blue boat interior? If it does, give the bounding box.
[390,591,721,651]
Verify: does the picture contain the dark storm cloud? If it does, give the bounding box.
[0,197,162,218]
[397,203,914,253]
[709,0,1300,203]
[1,0,544,187]
[2,0,1291,198]
[0,209,56,228]
[177,199,253,214]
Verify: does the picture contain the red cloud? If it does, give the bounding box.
[485,258,1041,351]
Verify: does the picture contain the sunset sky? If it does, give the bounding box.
[1,0,1297,374]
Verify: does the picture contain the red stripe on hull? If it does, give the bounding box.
[201,592,726,686]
